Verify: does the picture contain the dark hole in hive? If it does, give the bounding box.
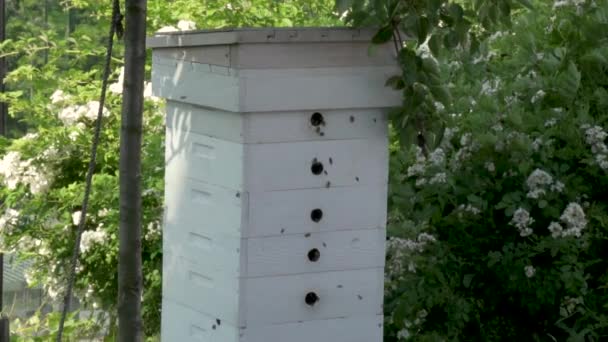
[308,248,321,262]
[310,112,324,127]
[311,208,323,222]
[311,161,324,175]
[305,292,319,306]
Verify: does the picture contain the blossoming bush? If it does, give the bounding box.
[384,1,608,340]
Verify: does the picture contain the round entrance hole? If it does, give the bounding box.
[305,292,319,306]
[310,209,323,222]
[308,248,321,262]
[310,112,324,127]
[311,161,324,175]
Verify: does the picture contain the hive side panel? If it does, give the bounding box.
[239,315,383,342]
[239,66,401,112]
[162,299,240,342]
[244,137,389,192]
[246,228,386,277]
[152,56,240,111]
[166,101,245,143]
[242,268,384,326]
[246,184,387,237]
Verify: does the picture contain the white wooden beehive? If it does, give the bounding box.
[148,28,401,342]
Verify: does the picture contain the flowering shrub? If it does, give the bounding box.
[384,0,608,340]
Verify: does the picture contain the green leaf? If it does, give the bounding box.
[372,25,394,44]
[385,75,405,90]
[463,274,475,288]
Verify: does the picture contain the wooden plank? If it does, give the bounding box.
[153,57,400,112]
[154,46,231,67]
[162,299,239,342]
[238,66,401,112]
[242,268,384,326]
[163,178,244,239]
[232,42,395,69]
[147,27,383,49]
[163,251,241,325]
[246,184,387,237]
[166,102,388,144]
[165,129,244,190]
[239,315,383,342]
[166,101,244,143]
[245,228,386,277]
[152,57,240,112]
[244,137,389,191]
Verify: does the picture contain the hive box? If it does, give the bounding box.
[148,28,401,342]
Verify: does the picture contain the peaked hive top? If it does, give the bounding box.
[146,27,380,49]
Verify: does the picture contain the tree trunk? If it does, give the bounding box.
[118,0,146,341]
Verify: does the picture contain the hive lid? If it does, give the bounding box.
[146,27,380,49]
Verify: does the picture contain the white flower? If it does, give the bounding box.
[559,203,586,237]
[524,265,536,278]
[58,101,110,125]
[485,162,496,172]
[50,90,69,104]
[72,211,82,226]
[428,148,445,166]
[510,208,534,237]
[429,172,447,185]
[458,204,481,215]
[526,169,553,198]
[109,67,125,94]
[532,138,543,151]
[97,208,110,217]
[434,101,445,112]
[80,225,107,254]
[531,90,546,104]
[157,26,178,33]
[0,208,20,232]
[550,181,565,193]
[415,178,427,187]
[548,222,564,238]
[544,118,558,128]
[177,20,197,31]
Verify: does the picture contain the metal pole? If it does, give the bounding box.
[0,0,10,339]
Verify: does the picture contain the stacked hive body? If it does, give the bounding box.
[148,28,401,342]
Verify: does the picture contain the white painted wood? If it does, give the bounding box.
[152,57,241,112]
[242,109,388,143]
[152,56,401,112]
[237,66,401,112]
[245,228,385,277]
[163,250,241,325]
[166,101,244,143]
[162,299,239,342]
[163,178,244,239]
[239,315,383,342]
[147,27,384,49]
[166,101,389,144]
[231,42,395,69]
[165,129,244,190]
[242,268,384,326]
[244,137,389,191]
[246,184,388,237]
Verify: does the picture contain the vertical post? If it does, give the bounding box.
[0,0,9,339]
